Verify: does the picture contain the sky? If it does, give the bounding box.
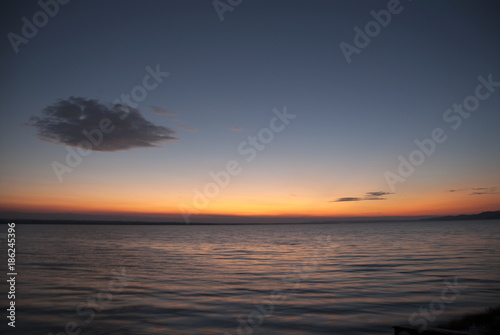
[0,0,499,223]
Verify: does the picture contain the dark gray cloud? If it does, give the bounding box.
[365,191,392,200]
[28,97,177,151]
[365,191,391,197]
[333,197,362,202]
[331,191,393,203]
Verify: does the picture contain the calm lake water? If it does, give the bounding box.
[2,220,500,335]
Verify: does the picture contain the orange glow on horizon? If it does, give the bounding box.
[2,189,499,220]
[2,171,499,220]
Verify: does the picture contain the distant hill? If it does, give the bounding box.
[420,210,500,221]
[1,210,499,225]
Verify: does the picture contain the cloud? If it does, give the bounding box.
[333,197,362,202]
[28,97,177,152]
[448,187,498,195]
[231,127,242,132]
[149,106,176,116]
[331,191,393,203]
[448,188,469,193]
[149,106,197,133]
[177,125,197,132]
[470,187,498,195]
[365,191,392,199]
[364,196,387,200]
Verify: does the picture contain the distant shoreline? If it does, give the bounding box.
[1,211,499,225]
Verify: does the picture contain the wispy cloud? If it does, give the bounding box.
[333,197,361,202]
[231,127,242,132]
[364,191,392,200]
[149,106,176,116]
[149,106,197,133]
[28,97,177,151]
[470,187,498,195]
[177,125,197,132]
[448,187,498,195]
[331,191,393,202]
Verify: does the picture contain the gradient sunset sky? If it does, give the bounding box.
[1,0,499,223]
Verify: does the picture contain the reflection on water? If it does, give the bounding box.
[3,220,500,334]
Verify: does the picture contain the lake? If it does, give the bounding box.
[2,220,500,334]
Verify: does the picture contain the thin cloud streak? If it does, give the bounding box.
[178,125,197,132]
[332,197,362,202]
[149,106,176,116]
[332,191,393,202]
[448,187,498,195]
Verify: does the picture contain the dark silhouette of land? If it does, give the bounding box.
[419,211,500,222]
[1,211,498,225]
